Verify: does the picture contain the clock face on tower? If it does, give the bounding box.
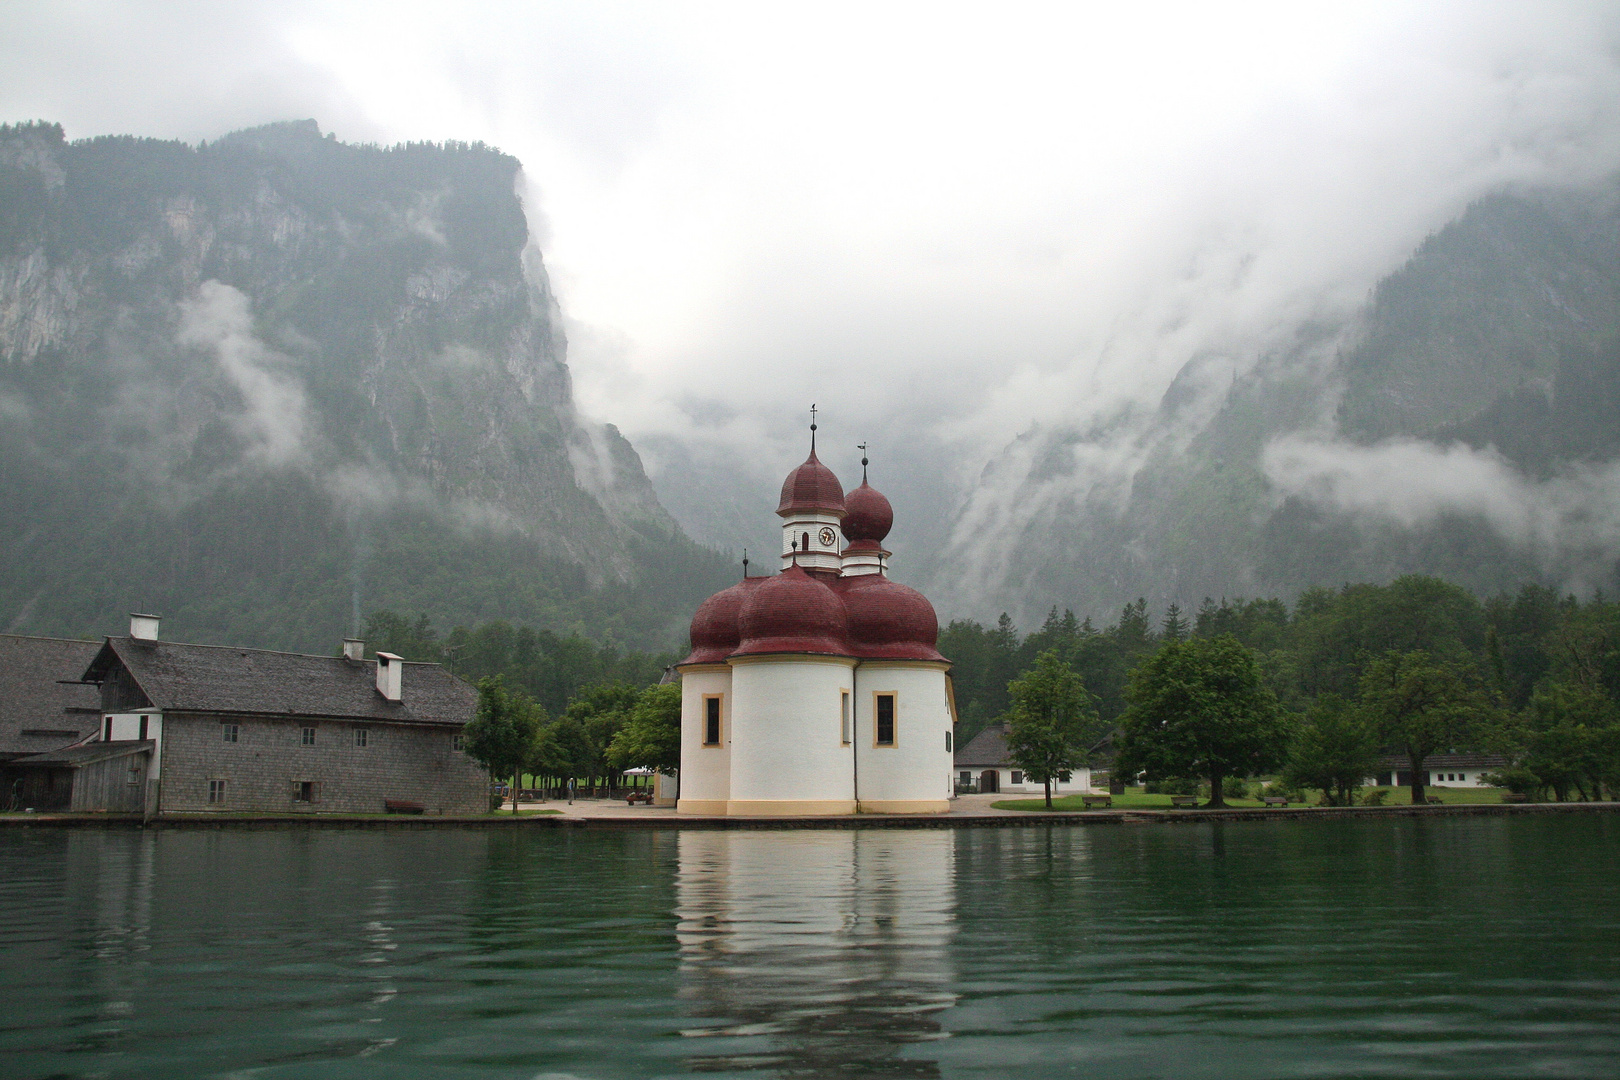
[818,526,837,548]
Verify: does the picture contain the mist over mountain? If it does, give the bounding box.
[928,183,1620,627]
[0,120,731,651]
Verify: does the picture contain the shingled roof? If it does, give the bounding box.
[954,723,1012,768]
[14,740,154,768]
[83,637,475,727]
[0,634,104,759]
[1375,752,1510,771]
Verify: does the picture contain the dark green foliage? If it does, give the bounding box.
[527,683,644,787]
[1194,597,1290,653]
[1281,695,1378,806]
[1143,777,1199,796]
[463,675,544,812]
[1116,635,1291,808]
[1003,650,1103,808]
[1359,650,1496,805]
[952,576,1620,806]
[1480,765,1543,798]
[1159,603,1187,642]
[608,683,682,774]
[1502,678,1620,801]
[943,600,1155,747]
[533,714,595,782]
[1291,575,1486,699]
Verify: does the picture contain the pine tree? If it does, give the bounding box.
[1161,603,1188,641]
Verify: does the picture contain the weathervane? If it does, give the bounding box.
[809,403,818,453]
[742,547,749,577]
[858,441,868,483]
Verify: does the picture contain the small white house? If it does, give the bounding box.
[953,723,1092,796]
[1367,753,1510,789]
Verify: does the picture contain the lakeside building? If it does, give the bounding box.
[953,722,1093,796]
[1369,753,1509,789]
[0,633,105,762]
[0,634,109,811]
[2,617,485,815]
[675,427,955,815]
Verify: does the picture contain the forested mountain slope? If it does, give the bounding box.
[0,120,731,651]
[933,185,1620,624]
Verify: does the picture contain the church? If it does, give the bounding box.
[675,420,956,815]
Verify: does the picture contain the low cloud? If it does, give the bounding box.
[10,1,1620,611]
[1262,435,1620,587]
[178,280,311,469]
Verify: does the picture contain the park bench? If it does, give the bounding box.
[1081,794,1112,809]
[1169,795,1199,809]
[383,799,425,815]
[625,790,655,805]
[1501,793,1529,803]
[1261,796,1289,807]
[1425,795,1444,805]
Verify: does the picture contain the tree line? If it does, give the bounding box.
[367,572,1620,811]
[957,576,1620,808]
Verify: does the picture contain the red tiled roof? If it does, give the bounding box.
[679,567,945,665]
[732,563,850,657]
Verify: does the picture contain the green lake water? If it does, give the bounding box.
[2,815,1618,1079]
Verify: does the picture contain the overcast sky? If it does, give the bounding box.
[6,1,1620,567]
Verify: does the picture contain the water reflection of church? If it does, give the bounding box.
[675,830,955,1077]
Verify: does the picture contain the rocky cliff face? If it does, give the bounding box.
[0,120,725,649]
[930,185,1620,624]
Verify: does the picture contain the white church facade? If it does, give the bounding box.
[675,427,956,815]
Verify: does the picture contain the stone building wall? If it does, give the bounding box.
[158,712,487,815]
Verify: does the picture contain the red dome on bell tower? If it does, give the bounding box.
[777,448,845,516]
[777,406,845,516]
[842,481,893,544]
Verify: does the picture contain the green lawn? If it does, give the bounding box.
[992,786,1513,811]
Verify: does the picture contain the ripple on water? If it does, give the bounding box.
[0,815,1616,1078]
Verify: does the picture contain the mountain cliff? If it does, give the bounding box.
[0,120,730,650]
[932,184,1620,624]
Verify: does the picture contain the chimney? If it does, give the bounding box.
[343,638,365,663]
[129,613,160,641]
[375,652,404,702]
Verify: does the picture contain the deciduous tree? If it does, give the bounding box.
[1005,650,1102,808]
[1117,635,1290,807]
[1359,650,1493,805]
[463,675,544,812]
[1281,694,1377,806]
[608,683,682,776]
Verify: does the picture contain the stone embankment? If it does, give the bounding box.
[2,800,1615,830]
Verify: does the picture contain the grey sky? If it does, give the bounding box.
[6,1,1620,588]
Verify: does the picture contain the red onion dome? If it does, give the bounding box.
[734,563,851,657]
[835,574,945,661]
[680,577,765,665]
[777,449,845,516]
[841,481,893,543]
